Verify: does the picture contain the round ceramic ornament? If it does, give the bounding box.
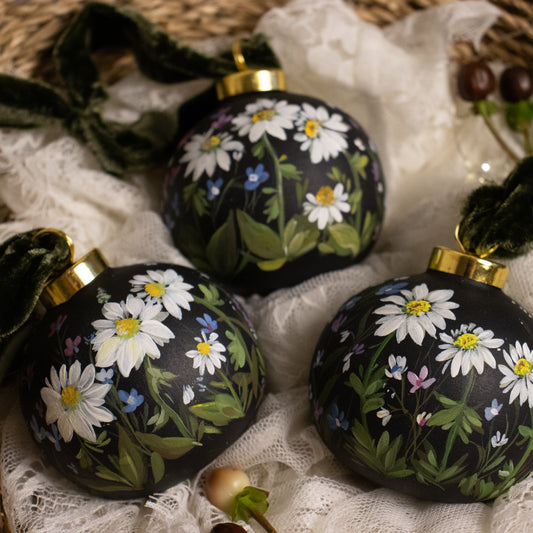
[309,244,533,502]
[162,42,385,295]
[18,233,265,499]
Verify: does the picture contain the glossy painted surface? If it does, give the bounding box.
[20,264,265,499]
[163,90,385,295]
[310,269,533,502]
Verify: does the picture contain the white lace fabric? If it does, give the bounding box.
[1,0,532,531]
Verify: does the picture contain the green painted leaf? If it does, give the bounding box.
[279,162,301,180]
[189,393,245,426]
[118,426,146,488]
[236,209,283,260]
[361,397,384,414]
[150,452,165,483]
[226,330,247,369]
[519,425,533,439]
[257,258,286,271]
[135,432,200,459]
[347,373,364,396]
[206,211,238,276]
[252,140,265,158]
[197,283,224,306]
[328,223,360,256]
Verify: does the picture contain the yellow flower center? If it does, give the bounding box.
[305,118,321,138]
[405,300,431,316]
[115,317,141,339]
[197,342,211,355]
[252,109,276,122]
[145,282,166,298]
[201,135,221,151]
[454,332,479,350]
[61,386,81,410]
[515,358,532,376]
[316,186,335,206]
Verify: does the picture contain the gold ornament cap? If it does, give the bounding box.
[37,230,108,308]
[215,40,286,100]
[427,246,508,289]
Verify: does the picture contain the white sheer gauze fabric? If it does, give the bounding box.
[1,0,531,531]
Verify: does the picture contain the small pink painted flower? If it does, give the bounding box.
[331,314,347,333]
[416,411,432,426]
[48,315,67,338]
[64,336,81,356]
[313,400,324,421]
[407,366,436,393]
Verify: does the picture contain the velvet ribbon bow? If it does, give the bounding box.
[0,1,280,175]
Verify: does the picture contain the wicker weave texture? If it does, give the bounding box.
[0,0,531,82]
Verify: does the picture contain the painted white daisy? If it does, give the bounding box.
[373,283,459,346]
[436,323,504,377]
[186,331,227,376]
[232,98,300,143]
[294,102,349,163]
[91,294,175,378]
[179,128,244,181]
[303,182,350,230]
[130,268,194,320]
[499,341,533,407]
[40,361,113,443]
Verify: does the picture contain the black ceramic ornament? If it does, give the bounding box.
[162,42,385,295]
[18,235,265,499]
[309,245,533,502]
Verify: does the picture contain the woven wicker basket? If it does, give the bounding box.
[0,0,532,84]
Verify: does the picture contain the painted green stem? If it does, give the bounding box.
[262,133,286,238]
[439,371,475,471]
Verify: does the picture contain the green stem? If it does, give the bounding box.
[144,359,192,438]
[506,408,533,480]
[262,133,285,238]
[477,104,521,162]
[344,151,362,234]
[250,509,278,533]
[439,371,476,471]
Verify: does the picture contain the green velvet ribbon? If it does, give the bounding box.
[0,1,280,175]
[0,230,73,383]
[458,156,533,258]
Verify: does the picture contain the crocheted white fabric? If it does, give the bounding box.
[3,0,533,531]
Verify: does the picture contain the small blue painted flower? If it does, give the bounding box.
[416,412,432,426]
[327,403,349,430]
[30,415,48,443]
[46,423,63,452]
[340,295,361,311]
[244,163,269,191]
[119,388,144,413]
[376,281,409,296]
[95,368,114,384]
[207,178,223,200]
[183,384,194,405]
[385,354,408,380]
[491,431,509,448]
[376,408,391,426]
[196,313,218,334]
[485,398,503,421]
[407,366,436,393]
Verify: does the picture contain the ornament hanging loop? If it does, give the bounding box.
[454,223,498,259]
[32,228,75,265]
[232,39,248,72]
